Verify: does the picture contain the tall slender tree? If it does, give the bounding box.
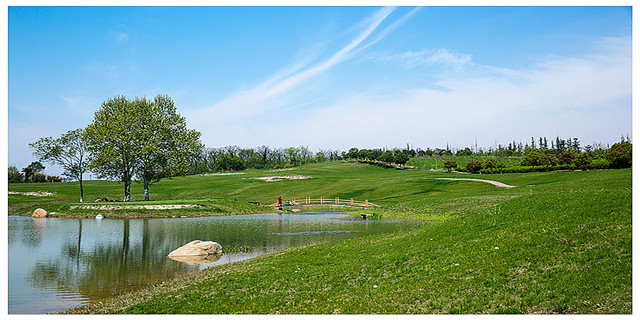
[30,128,90,202]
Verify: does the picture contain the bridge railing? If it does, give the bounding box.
[268,197,380,208]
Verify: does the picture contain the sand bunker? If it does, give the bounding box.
[244,175,312,182]
[201,172,245,176]
[9,191,56,197]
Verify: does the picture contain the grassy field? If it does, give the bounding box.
[8,161,632,314]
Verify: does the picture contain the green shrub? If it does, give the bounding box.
[557,152,575,165]
[47,175,63,182]
[606,141,632,168]
[444,160,458,172]
[8,165,23,183]
[574,153,593,170]
[520,151,541,167]
[30,172,47,183]
[588,158,611,170]
[466,160,483,173]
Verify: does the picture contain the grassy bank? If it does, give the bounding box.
[9,162,631,314]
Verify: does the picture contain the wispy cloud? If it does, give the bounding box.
[113,31,129,42]
[187,7,415,133]
[369,48,473,70]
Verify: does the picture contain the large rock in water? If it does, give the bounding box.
[168,240,222,257]
[168,253,222,266]
[32,208,48,218]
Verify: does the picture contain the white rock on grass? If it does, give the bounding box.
[32,208,48,218]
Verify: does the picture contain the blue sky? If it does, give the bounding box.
[6,5,633,175]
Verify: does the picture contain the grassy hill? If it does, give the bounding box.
[10,161,631,314]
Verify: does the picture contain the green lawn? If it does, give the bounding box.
[10,161,631,314]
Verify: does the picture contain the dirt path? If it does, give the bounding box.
[435,178,517,188]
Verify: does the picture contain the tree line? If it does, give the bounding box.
[8,161,62,183]
[188,145,342,173]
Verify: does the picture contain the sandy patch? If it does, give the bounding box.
[201,172,245,176]
[435,178,516,188]
[9,191,56,197]
[268,168,296,172]
[244,175,312,182]
[70,204,206,210]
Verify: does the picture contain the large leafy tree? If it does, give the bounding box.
[136,95,203,200]
[30,128,90,202]
[85,95,203,201]
[85,96,139,201]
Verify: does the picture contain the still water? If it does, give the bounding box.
[8,212,421,314]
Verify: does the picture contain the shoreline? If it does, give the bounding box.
[8,204,365,219]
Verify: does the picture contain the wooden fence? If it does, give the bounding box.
[268,197,380,208]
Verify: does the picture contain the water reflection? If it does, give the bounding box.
[8,213,421,314]
[168,253,223,265]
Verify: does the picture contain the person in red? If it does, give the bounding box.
[278,197,282,206]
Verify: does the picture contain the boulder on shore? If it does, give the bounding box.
[168,240,222,257]
[32,208,48,218]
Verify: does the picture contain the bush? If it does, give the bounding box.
[444,160,457,172]
[606,141,632,168]
[520,151,541,167]
[482,158,504,170]
[539,153,558,167]
[30,172,47,183]
[466,160,483,173]
[557,152,575,165]
[588,158,611,170]
[574,153,593,170]
[46,175,63,182]
[8,165,23,183]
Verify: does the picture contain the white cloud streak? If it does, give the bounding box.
[187,7,415,138]
[370,48,473,70]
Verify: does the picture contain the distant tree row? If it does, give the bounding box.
[382,136,626,159]
[343,147,412,165]
[189,145,343,173]
[8,162,62,183]
[342,135,629,164]
[446,141,632,174]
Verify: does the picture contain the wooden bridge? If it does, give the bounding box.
[267,197,380,208]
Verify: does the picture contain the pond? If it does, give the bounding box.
[8,212,422,314]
